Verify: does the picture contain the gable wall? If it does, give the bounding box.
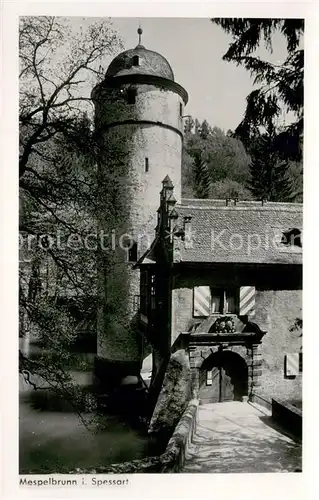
[171,264,302,402]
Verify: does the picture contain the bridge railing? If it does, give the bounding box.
[160,398,199,472]
[249,392,272,412]
[59,398,200,475]
[272,398,302,439]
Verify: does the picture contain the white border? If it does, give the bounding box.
[1,2,319,499]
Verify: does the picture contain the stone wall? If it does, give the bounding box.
[127,124,182,243]
[160,398,199,472]
[94,84,185,135]
[95,84,184,245]
[255,289,302,401]
[96,260,142,366]
[94,81,184,373]
[171,268,302,402]
[171,267,252,341]
[171,286,194,343]
[148,349,192,437]
[272,398,302,438]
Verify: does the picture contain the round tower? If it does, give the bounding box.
[92,29,188,388]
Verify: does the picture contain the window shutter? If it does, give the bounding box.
[239,286,256,316]
[285,353,299,377]
[193,286,211,317]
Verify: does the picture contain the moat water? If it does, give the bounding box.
[19,346,158,474]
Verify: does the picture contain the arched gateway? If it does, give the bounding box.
[199,350,248,403]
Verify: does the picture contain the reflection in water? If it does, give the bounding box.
[19,366,161,474]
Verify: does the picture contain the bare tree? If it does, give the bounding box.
[19,17,123,426]
[19,16,122,177]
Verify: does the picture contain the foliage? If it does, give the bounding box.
[248,134,303,202]
[183,115,302,202]
[209,179,253,201]
[289,317,302,333]
[212,18,304,161]
[192,152,211,199]
[19,16,122,178]
[19,126,100,428]
[289,317,303,344]
[182,118,251,199]
[19,16,123,427]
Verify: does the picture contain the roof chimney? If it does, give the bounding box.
[183,216,193,249]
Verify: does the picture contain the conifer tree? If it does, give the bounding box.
[193,152,211,198]
[182,117,251,199]
[212,18,304,161]
[248,135,297,201]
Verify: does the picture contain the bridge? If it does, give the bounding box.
[182,401,301,473]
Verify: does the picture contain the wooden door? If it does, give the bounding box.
[200,351,248,404]
[200,366,234,403]
[210,366,220,403]
[220,367,234,402]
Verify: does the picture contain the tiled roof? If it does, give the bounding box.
[106,46,174,81]
[173,199,302,265]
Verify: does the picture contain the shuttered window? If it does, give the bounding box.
[193,287,239,317]
[285,353,299,377]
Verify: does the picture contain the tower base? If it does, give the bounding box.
[94,356,142,390]
[94,356,148,415]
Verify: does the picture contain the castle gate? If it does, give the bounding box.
[199,350,248,403]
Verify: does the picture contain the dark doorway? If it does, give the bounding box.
[199,350,248,403]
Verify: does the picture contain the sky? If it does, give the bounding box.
[104,17,291,132]
[63,16,293,132]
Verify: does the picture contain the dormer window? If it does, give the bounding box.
[281,228,302,248]
[127,88,137,105]
[133,55,139,66]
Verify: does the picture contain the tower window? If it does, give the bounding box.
[145,157,149,172]
[128,242,138,262]
[133,55,139,66]
[127,88,137,105]
[180,103,183,117]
